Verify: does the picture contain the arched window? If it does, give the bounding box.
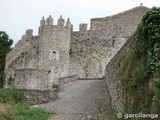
[52,51,56,60]
[49,50,59,60]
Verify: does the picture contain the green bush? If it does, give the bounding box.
[136,7,160,74]
[0,75,4,88]
[154,77,160,89]
[0,87,22,104]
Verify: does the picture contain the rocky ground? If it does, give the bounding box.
[37,80,111,120]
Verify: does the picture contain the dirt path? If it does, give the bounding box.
[38,80,111,120]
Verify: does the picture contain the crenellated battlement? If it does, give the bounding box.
[40,15,72,27]
[79,23,88,32]
[38,15,73,37]
[26,29,33,37]
[5,28,39,76]
[40,15,53,26]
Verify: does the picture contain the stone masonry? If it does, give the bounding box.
[5,15,72,90]
[105,33,135,112]
[4,6,149,90]
[70,6,148,78]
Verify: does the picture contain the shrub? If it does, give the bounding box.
[0,87,22,104]
[154,77,160,89]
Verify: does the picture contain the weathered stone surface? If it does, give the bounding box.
[22,89,58,105]
[0,88,58,105]
[70,6,149,78]
[104,33,135,112]
[91,6,148,31]
[14,69,48,90]
[70,30,127,78]
[58,75,79,84]
[79,23,88,32]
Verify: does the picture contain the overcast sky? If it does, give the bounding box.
[0,0,160,45]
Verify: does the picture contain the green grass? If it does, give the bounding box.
[0,103,52,120]
[15,103,52,120]
[0,87,22,104]
[0,87,52,120]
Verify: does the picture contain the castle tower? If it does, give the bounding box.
[38,15,72,88]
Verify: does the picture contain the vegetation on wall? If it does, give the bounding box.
[119,7,160,118]
[136,7,160,74]
[0,31,13,88]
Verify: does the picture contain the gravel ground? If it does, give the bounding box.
[37,80,111,120]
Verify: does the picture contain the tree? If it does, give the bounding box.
[0,31,13,87]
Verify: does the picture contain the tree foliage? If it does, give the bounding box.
[133,7,160,114]
[119,7,160,115]
[0,31,13,86]
[136,7,160,73]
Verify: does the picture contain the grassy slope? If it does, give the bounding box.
[0,88,52,120]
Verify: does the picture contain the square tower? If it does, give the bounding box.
[38,15,72,87]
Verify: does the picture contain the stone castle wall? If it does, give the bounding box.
[22,89,58,105]
[69,6,148,78]
[4,29,39,86]
[70,29,127,78]
[5,29,38,71]
[104,33,135,112]
[4,16,72,89]
[4,6,149,90]
[91,6,148,32]
[38,16,72,85]
[14,69,48,90]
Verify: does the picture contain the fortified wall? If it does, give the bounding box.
[91,6,147,31]
[69,6,148,78]
[5,16,72,90]
[4,6,148,90]
[105,33,135,112]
